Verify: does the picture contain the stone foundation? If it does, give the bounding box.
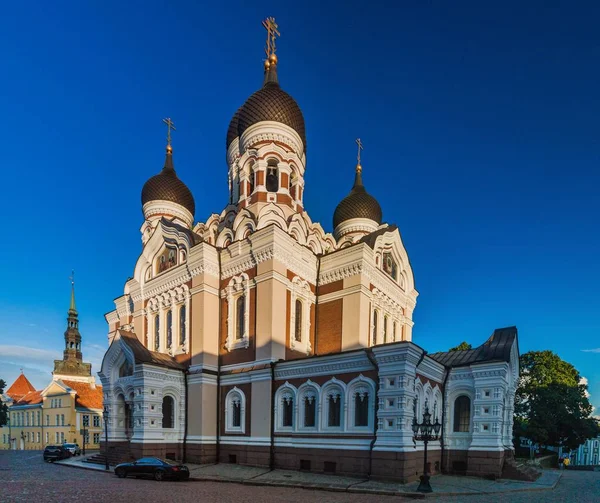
[219,444,270,467]
[466,450,505,479]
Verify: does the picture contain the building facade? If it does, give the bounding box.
[98,19,520,482]
[1,285,103,451]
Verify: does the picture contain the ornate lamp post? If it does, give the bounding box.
[412,401,442,493]
[102,406,109,471]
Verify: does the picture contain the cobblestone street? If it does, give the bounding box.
[2,451,600,502]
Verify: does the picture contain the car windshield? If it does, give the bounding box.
[64,444,76,448]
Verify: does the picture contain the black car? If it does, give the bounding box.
[114,457,190,481]
[43,445,71,462]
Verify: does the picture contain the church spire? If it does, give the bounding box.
[69,270,77,313]
[53,273,92,380]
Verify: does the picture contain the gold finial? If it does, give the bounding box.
[162,117,176,152]
[355,138,363,172]
[69,270,75,287]
[262,17,280,62]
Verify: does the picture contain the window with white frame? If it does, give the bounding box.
[225,387,246,433]
[166,309,173,349]
[347,376,375,430]
[93,433,100,444]
[372,310,378,346]
[281,391,294,428]
[383,316,388,343]
[179,305,186,345]
[93,415,100,427]
[322,382,344,429]
[289,277,314,354]
[154,314,160,351]
[45,432,49,444]
[226,274,250,351]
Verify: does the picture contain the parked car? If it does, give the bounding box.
[63,443,81,456]
[114,457,190,481]
[43,445,71,462]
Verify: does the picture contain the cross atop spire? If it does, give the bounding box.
[356,138,364,173]
[162,117,176,153]
[262,17,280,59]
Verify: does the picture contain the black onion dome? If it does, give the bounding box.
[226,65,306,150]
[141,150,195,216]
[333,170,382,229]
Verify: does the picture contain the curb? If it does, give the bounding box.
[55,461,561,498]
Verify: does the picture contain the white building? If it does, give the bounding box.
[98,18,520,482]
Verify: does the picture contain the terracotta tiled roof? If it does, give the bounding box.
[61,380,104,410]
[15,390,43,405]
[6,373,37,400]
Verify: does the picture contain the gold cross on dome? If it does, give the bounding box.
[162,117,176,147]
[262,17,280,58]
[356,138,363,164]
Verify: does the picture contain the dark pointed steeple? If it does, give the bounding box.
[53,273,92,378]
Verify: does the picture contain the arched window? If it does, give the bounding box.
[248,164,255,196]
[236,295,245,340]
[179,306,186,345]
[266,159,279,192]
[453,396,471,432]
[354,390,369,427]
[294,299,303,342]
[322,385,343,428]
[393,321,397,342]
[372,310,378,346]
[166,310,173,349]
[383,316,388,343]
[154,315,160,351]
[162,396,174,428]
[225,388,245,433]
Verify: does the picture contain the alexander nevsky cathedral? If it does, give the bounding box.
[99,18,520,482]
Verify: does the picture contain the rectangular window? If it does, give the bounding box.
[45,432,49,444]
[55,432,59,444]
[60,432,64,443]
[93,433,100,444]
[61,414,65,426]
[282,398,293,427]
[328,394,341,427]
[84,432,90,444]
[37,432,40,443]
[304,397,316,427]
[93,415,100,427]
[83,415,90,427]
[56,415,59,426]
[46,415,49,426]
[232,401,241,428]
[355,392,369,427]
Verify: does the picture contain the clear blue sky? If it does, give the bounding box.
[1,2,598,413]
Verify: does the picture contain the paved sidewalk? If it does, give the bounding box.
[57,455,562,498]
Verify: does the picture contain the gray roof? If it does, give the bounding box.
[119,330,186,371]
[429,326,517,368]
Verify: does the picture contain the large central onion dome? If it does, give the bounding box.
[333,166,382,230]
[226,56,306,150]
[141,147,195,217]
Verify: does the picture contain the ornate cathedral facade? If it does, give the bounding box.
[99,19,519,482]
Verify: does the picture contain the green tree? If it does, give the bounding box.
[515,351,600,450]
[449,341,472,351]
[0,379,8,427]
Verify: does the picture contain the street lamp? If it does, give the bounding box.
[102,406,109,471]
[412,401,442,493]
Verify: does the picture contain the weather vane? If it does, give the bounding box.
[356,138,364,170]
[262,17,280,59]
[162,117,176,148]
